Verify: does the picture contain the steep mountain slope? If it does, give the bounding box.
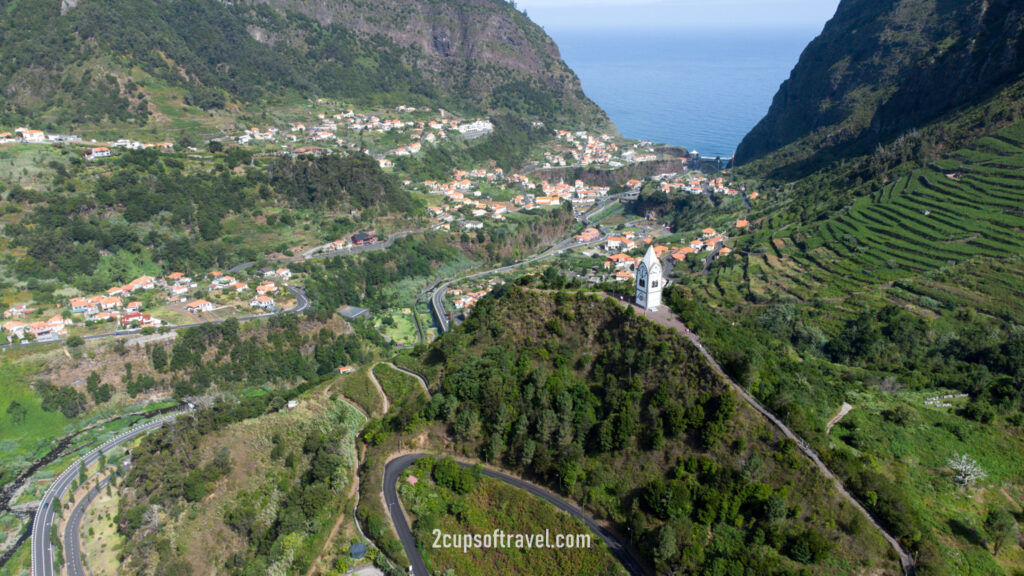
[0,0,610,130]
[736,0,1024,174]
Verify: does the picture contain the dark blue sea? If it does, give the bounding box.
[548,28,820,158]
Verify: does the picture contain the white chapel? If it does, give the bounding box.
[635,245,663,311]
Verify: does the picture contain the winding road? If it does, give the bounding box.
[429,232,611,334]
[31,410,187,576]
[63,475,112,576]
[383,454,648,576]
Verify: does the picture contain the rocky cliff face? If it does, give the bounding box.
[249,0,608,126]
[735,0,1024,170]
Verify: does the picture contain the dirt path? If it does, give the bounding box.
[610,296,915,576]
[367,364,391,414]
[827,402,854,434]
[381,363,431,398]
[304,476,360,576]
[304,398,367,576]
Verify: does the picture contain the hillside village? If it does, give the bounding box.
[0,97,758,349]
[1,267,293,345]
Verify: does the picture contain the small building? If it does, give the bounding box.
[119,313,158,329]
[575,227,600,243]
[249,295,275,309]
[337,365,355,375]
[86,147,111,160]
[185,299,214,314]
[3,304,34,318]
[351,232,377,246]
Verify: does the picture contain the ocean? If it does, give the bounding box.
[548,28,821,159]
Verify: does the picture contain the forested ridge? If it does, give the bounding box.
[399,288,896,575]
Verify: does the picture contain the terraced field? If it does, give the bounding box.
[705,122,1024,312]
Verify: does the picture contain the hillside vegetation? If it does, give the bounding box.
[0,0,609,131]
[116,390,365,576]
[736,0,1024,176]
[400,288,897,575]
[399,456,625,576]
[661,2,1024,571]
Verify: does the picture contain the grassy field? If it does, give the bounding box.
[374,309,419,347]
[0,145,65,190]
[372,363,424,408]
[0,360,71,479]
[399,457,626,576]
[838,392,1024,567]
[588,201,624,224]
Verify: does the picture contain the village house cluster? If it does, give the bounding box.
[547,131,661,169]
[529,179,611,210]
[582,219,747,284]
[0,266,295,344]
[654,174,742,196]
[450,278,504,312]
[65,275,165,329]
[2,303,72,343]
[0,128,80,145]
[227,102,496,170]
[424,169,514,226]
[314,232,379,256]
[0,127,179,161]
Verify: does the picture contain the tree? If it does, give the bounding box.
[948,454,987,489]
[984,508,1017,555]
[652,524,677,565]
[6,401,27,425]
[86,372,112,404]
[66,335,85,348]
[151,344,168,371]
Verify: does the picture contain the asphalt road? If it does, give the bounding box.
[1,286,309,352]
[383,454,648,576]
[428,233,608,334]
[63,475,112,576]
[31,411,185,576]
[426,191,639,334]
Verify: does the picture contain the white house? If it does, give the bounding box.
[249,295,275,309]
[185,300,214,313]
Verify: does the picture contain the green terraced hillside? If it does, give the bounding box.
[704,122,1024,317]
